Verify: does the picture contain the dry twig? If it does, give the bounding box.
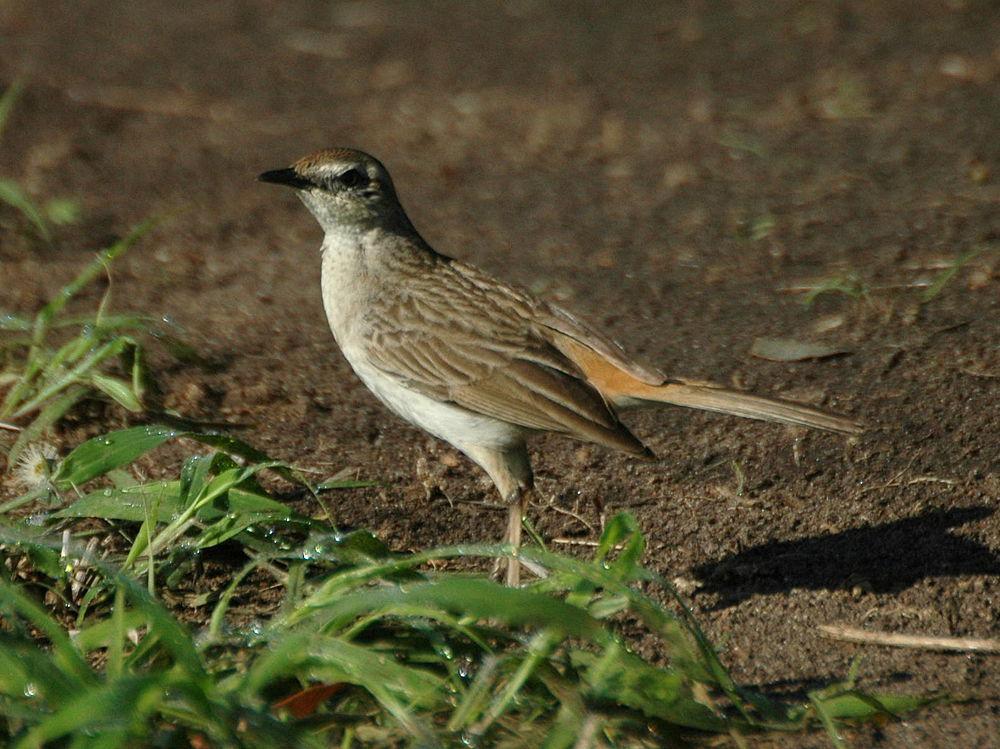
[819,623,1000,654]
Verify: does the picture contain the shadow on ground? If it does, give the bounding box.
[694,507,999,607]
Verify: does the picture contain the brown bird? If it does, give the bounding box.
[260,148,862,584]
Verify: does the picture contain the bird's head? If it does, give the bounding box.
[259,148,408,232]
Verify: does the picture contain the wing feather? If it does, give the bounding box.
[363,260,650,456]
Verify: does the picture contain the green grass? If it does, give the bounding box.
[919,245,993,304]
[0,222,158,465]
[786,243,998,309]
[798,273,870,307]
[0,427,940,747]
[0,81,81,242]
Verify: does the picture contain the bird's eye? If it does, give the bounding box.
[338,169,367,188]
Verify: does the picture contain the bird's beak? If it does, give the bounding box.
[258,168,313,189]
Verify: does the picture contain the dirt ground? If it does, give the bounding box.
[1,1,998,745]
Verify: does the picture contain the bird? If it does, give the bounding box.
[259,148,862,585]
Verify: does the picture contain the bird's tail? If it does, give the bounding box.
[626,379,863,435]
[548,333,863,435]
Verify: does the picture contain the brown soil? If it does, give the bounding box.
[1,1,998,746]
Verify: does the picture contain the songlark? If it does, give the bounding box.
[260,148,861,584]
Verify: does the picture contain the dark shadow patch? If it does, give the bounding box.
[693,507,999,607]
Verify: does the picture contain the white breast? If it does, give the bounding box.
[319,232,523,455]
[320,234,368,346]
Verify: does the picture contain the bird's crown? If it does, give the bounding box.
[259,148,408,231]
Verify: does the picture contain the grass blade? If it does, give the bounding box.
[32,220,157,344]
[53,480,181,521]
[809,690,847,749]
[307,637,446,708]
[13,675,165,749]
[0,312,32,331]
[0,580,95,688]
[0,178,50,241]
[920,246,987,303]
[54,425,181,488]
[576,644,730,732]
[89,371,143,412]
[0,78,23,138]
[293,577,604,639]
[447,655,499,731]
[11,337,130,419]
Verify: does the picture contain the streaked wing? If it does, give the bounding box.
[453,258,666,385]
[363,259,650,456]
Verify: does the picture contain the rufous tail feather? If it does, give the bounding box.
[550,335,863,435]
[629,380,863,435]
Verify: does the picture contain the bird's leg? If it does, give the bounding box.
[505,489,526,587]
[463,444,533,586]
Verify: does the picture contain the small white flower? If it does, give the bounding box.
[12,442,60,490]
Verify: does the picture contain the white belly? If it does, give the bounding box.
[345,351,522,452]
